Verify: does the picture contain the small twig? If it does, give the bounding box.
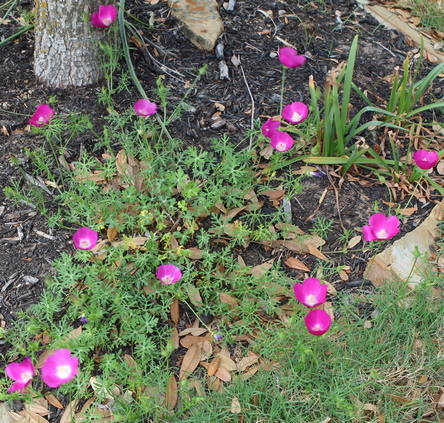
[375,41,395,57]
[239,64,255,149]
[257,9,277,38]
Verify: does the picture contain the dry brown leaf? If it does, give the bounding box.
[201,340,213,361]
[188,378,207,397]
[285,257,310,272]
[207,356,221,376]
[248,259,274,276]
[432,390,444,409]
[215,366,232,382]
[21,409,45,423]
[236,353,259,372]
[8,411,25,422]
[207,375,223,392]
[307,243,329,261]
[178,328,207,337]
[219,292,239,308]
[106,226,118,242]
[339,269,349,281]
[123,354,142,379]
[261,188,285,200]
[323,301,335,322]
[239,366,258,381]
[224,205,248,220]
[46,394,64,409]
[185,247,204,259]
[170,297,179,324]
[36,349,56,369]
[59,400,78,423]
[219,355,237,372]
[180,335,212,349]
[347,235,362,249]
[399,207,417,216]
[186,285,203,307]
[179,343,202,381]
[171,327,179,349]
[25,404,50,416]
[230,397,242,413]
[166,374,178,411]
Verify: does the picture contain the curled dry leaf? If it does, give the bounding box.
[236,353,259,372]
[215,366,231,382]
[46,394,64,409]
[180,335,212,349]
[285,256,310,272]
[207,356,221,376]
[166,374,178,411]
[179,343,202,381]
[231,397,242,413]
[170,297,179,324]
[178,328,207,337]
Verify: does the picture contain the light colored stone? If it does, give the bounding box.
[0,403,12,423]
[365,201,443,288]
[168,0,223,51]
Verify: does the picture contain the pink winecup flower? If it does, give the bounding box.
[90,5,117,28]
[362,213,400,242]
[41,349,79,388]
[72,227,98,250]
[270,131,294,152]
[304,309,331,336]
[28,104,54,127]
[156,264,182,285]
[294,277,327,308]
[261,118,280,138]
[134,99,157,117]
[5,357,35,393]
[278,47,307,68]
[413,150,439,170]
[282,102,309,124]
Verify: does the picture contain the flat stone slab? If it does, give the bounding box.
[365,201,443,288]
[168,0,223,51]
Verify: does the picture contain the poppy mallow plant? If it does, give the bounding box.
[41,349,79,388]
[72,227,98,250]
[278,47,306,68]
[362,213,400,242]
[413,149,439,170]
[294,277,327,308]
[29,104,54,127]
[270,131,294,152]
[5,357,35,393]
[90,4,117,28]
[304,309,331,336]
[156,264,182,285]
[282,101,309,124]
[134,99,157,117]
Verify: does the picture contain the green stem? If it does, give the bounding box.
[280,66,287,114]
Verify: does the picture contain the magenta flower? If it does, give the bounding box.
[304,309,331,336]
[413,150,439,170]
[134,99,157,117]
[28,104,54,127]
[41,349,79,388]
[278,47,307,68]
[72,227,98,250]
[282,102,309,124]
[362,213,400,242]
[5,357,35,393]
[90,5,117,28]
[270,131,294,152]
[294,277,327,308]
[261,118,280,138]
[156,264,182,285]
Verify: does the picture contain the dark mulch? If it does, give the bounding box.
[0,0,442,354]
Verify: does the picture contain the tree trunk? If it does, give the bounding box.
[34,0,107,87]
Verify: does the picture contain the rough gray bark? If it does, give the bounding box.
[34,0,107,87]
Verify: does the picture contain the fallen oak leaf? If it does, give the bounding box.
[207,356,221,376]
[166,374,178,411]
[236,353,259,372]
[285,256,310,272]
[215,366,231,382]
[178,328,207,336]
[180,335,212,349]
[179,343,202,381]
